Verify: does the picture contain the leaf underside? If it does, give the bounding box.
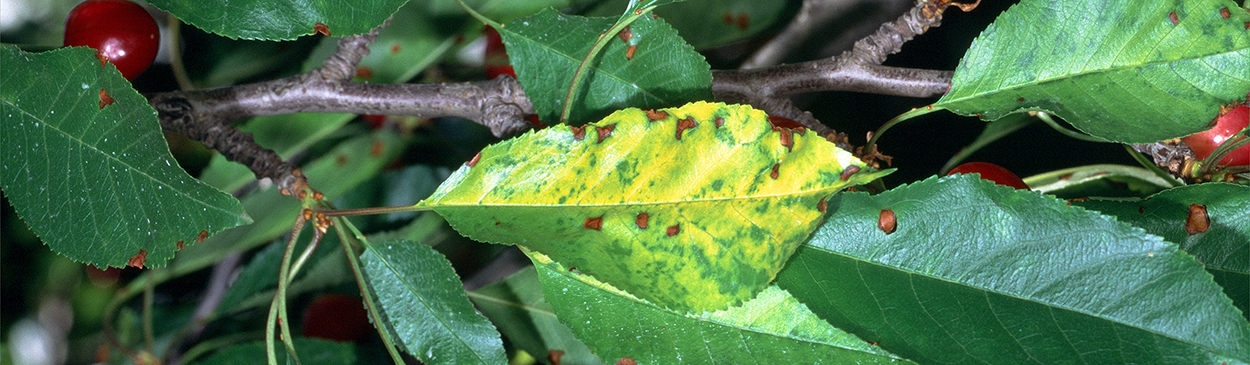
[422,101,887,312]
[501,8,713,125]
[529,251,914,364]
[937,0,1250,143]
[0,46,249,269]
[146,0,408,40]
[778,175,1250,364]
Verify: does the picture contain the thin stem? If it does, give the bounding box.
[143,272,156,353]
[320,204,433,217]
[267,214,308,365]
[1035,112,1107,142]
[1122,144,1184,187]
[1198,127,1249,176]
[560,6,656,123]
[865,105,944,154]
[166,13,194,91]
[334,219,406,364]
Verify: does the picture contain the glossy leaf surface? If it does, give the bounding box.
[936,0,1250,143]
[361,240,507,365]
[529,251,913,364]
[777,175,1250,364]
[0,46,249,269]
[423,102,886,312]
[500,8,712,125]
[146,0,407,40]
[469,266,602,365]
[1075,183,1250,320]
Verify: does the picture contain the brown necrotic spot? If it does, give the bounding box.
[635,212,649,229]
[625,45,637,60]
[314,22,330,36]
[356,66,374,78]
[548,350,565,365]
[94,49,109,66]
[1138,206,1146,214]
[840,165,862,181]
[584,216,604,230]
[666,224,680,237]
[390,43,402,54]
[770,164,780,179]
[878,209,897,234]
[818,196,829,213]
[714,117,725,128]
[1185,204,1210,235]
[597,123,616,143]
[736,12,750,30]
[1220,7,1230,19]
[128,249,147,268]
[645,109,668,122]
[467,152,482,167]
[176,240,184,250]
[196,230,209,243]
[675,117,697,140]
[98,89,113,109]
[1168,11,1179,25]
[777,128,794,151]
[616,358,637,365]
[371,140,385,157]
[617,26,632,42]
[571,126,587,141]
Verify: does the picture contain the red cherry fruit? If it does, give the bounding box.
[64,0,160,81]
[947,162,1029,190]
[483,26,516,79]
[1181,105,1249,166]
[301,294,372,342]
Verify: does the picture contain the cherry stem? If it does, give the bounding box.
[333,219,406,364]
[319,204,432,217]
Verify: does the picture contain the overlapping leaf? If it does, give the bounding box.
[936,0,1250,143]
[585,0,790,49]
[528,251,914,364]
[1075,183,1250,320]
[777,175,1250,364]
[469,266,602,365]
[500,8,712,125]
[420,101,888,312]
[146,0,407,40]
[1023,164,1177,198]
[361,240,507,365]
[0,46,249,269]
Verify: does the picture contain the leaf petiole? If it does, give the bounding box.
[559,6,657,123]
[319,204,432,217]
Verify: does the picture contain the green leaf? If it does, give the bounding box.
[1023,164,1178,199]
[528,251,914,364]
[0,46,249,269]
[469,267,603,365]
[777,174,1250,364]
[585,0,790,50]
[147,0,408,40]
[189,338,356,365]
[935,0,1250,143]
[501,8,713,125]
[421,101,888,312]
[360,240,507,365]
[1074,183,1250,320]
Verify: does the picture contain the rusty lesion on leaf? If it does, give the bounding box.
[635,212,649,229]
[128,249,147,268]
[666,224,680,237]
[878,209,897,234]
[714,117,725,128]
[1185,204,1210,235]
[645,109,668,122]
[1169,11,1180,25]
[584,216,604,230]
[775,127,794,151]
[196,230,209,243]
[176,240,185,250]
[596,123,617,143]
[675,117,697,140]
[314,22,331,36]
[571,125,587,141]
[818,196,829,213]
[98,89,114,109]
[467,152,482,167]
[770,163,780,179]
[1220,7,1231,19]
[840,165,862,181]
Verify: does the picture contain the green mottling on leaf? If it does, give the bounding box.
[421,102,888,312]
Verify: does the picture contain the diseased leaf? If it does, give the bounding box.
[361,240,507,365]
[777,175,1250,364]
[1023,164,1178,199]
[421,101,888,312]
[501,8,712,125]
[528,251,914,364]
[469,267,603,365]
[1074,183,1250,320]
[146,0,408,40]
[0,46,249,269]
[936,0,1250,143]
